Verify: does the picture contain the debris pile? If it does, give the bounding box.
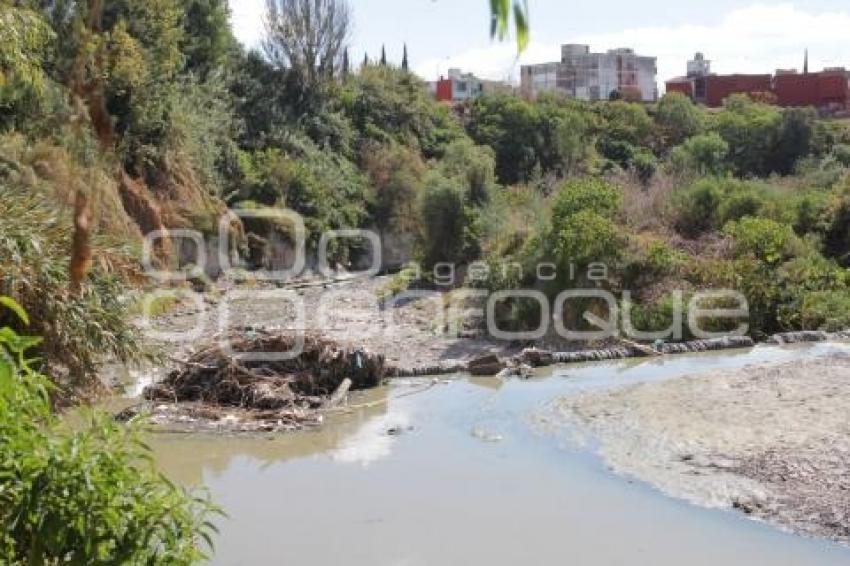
[138,332,386,431]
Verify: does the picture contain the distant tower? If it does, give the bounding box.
[687,52,711,77]
[402,43,409,71]
[380,45,387,66]
[804,48,809,74]
[363,53,369,68]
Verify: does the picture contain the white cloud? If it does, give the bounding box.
[414,4,850,90]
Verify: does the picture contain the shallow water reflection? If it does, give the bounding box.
[147,342,850,566]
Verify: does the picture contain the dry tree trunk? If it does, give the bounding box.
[66,0,107,292]
[69,189,92,294]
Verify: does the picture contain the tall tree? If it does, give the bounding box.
[402,43,409,71]
[380,44,387,66]
[342,47,350,77]
[182,0,236,78]
[263,0,351,85]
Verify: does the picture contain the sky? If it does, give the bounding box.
[231,1,850,89]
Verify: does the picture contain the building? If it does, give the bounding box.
[773,68,849,109]
[667,53,776,107]
[521,44,658,102]
[433,69,513,103]
[668,53,766,106]
[666,52,850,110]
[704,74,774,107]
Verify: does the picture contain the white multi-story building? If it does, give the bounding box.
[521,44,658,102]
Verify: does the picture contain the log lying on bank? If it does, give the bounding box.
[767,331,830,345]
[519,336,757,368]
[658,336,755,354]
[552,347,633,364]
[389,362,468,378]
[387,335,765,380]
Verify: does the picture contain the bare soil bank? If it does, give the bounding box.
[547,351,850,542]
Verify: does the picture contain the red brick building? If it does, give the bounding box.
[665,78,693,98]
[773,69,849,108]
[666,73,774,107]
[704,74,774,107]
[665,53,850,110]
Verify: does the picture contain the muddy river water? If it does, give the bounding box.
[145,342,850,565]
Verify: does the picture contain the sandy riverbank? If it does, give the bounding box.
[545,350,850,542]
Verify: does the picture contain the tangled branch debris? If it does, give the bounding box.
[138,331,385,432]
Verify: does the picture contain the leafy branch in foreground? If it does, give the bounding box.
[490,0,530,52]
[0,297,220,564]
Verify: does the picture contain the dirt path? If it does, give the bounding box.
[546,351,850,542]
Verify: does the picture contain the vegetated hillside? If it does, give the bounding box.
[463,92,850,338]
[2,1,850,392]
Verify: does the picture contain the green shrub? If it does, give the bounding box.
[342,66,464,159]
[724,217,794,264]
[597,138,636,169]
[644,241,687,275]
[237,140,368,260]
[467,93,595,184]
[655,92,705,147]
[824,184,850,265]
[438,138,497,206]
[713,95,782,176]
[551,177,622,228]
[0,298,219,564]
[669,132,729,176]
[597,101,653,147]
[417,171,473,269]
[553,210,622,268]
[800,291,850,331]
[673,178,788,238]
[626,295,689,339]
[631,149,658,186]
[0,184,147,389]
[719,190,764,224]
[775,254,849,329]
[688,257,783,336]
[362,143,425,237]
[377,263,420,300]
[831,144,850,167]
[794,191,833,236]
[672,179,721,237]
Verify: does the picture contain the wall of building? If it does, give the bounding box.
[774,71,849,107]
[436,79,453,102]
[521,45,657,102]
[667,68,849,109]
[666,80,694,98]
[634,56,658,102]
[435,70,511,103]
[705,74,773,107]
